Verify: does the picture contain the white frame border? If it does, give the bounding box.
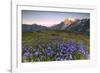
[11,2,97,73]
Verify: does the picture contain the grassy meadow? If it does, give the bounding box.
[22,30,90,62]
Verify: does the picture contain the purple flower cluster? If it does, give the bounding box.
[22,40,89,62]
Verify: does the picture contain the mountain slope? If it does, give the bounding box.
[67,19,90,36]
[22,24,48,32]
[22,19,90,36]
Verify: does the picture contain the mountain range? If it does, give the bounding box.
[22,18,90,36]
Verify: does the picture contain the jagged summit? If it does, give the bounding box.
[64,18,75,25]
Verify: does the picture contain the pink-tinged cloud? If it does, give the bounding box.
[23,18,63,27]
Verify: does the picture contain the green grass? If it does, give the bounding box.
[22,30,89,48]
[22,30,90,61]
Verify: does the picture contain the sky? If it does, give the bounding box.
[22,10,90,27]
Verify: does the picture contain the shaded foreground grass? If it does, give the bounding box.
[22,30,90,62]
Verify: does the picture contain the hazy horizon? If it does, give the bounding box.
[22,10,90,27]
